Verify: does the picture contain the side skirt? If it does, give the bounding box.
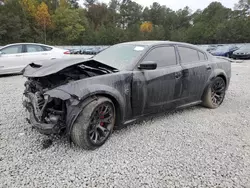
[118,100,202,129]
[176,101,202,110]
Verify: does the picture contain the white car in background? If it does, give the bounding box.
[0,43,71,75]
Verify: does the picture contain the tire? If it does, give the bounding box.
[71,97,115,150]
[202,77,226,109]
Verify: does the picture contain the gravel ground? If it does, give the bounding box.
[1,61,250,188]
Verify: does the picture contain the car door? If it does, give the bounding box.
[132,45,183,116]
[177,46,212,104]
[0,44,25,74]
[23,44,51,64]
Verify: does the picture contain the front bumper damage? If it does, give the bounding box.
[23,87,96,136]
[23,92,65,135]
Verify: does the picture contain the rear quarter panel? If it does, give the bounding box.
[210,56,232,89]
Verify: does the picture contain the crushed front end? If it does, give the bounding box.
[22,59,116,136]
[23,79,67,135]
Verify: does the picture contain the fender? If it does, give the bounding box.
[208,68,228,86]
[77,84,126,124]
[202,68,228,100]
[46,83,125,113]
[45,83,126,126]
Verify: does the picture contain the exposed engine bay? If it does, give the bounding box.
[22,62,113,135]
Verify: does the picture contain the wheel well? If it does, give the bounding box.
[202,74,227,100]
[217,74,227,86]
[95,94,122,128]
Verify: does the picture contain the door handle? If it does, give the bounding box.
[206,65,212,71]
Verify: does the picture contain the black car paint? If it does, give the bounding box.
[22,41,231,136]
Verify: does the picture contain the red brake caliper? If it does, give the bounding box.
[100,111,104,126]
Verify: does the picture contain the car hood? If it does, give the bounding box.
[22,56,116,77]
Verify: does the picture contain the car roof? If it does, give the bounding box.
[119,40,196,47]
[1,43,53,48]
[122,40,206,52]
[117,40,206,54]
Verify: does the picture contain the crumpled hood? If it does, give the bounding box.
[22,56,91,77]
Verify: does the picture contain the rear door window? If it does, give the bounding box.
[42,46,53,51]
[1,45,23,54]
[26,45,45,53]
[178,47,200,64]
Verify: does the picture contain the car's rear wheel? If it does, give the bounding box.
[71,97,115,150]
[202,77,226,109]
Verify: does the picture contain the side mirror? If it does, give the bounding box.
[138,61,157,70]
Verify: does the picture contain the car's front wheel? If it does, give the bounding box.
[202,77,226,109]
[71,97,115,150]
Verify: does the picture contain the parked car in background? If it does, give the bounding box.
[210,45,238,58]
[197,45,209,51]
[0,43,70,75]
[206,45,218,53]
[206,44,225,53]
[22,40,231,150]
[82,47,96,55]
[232,45,250,59]
[92,47,104,54]
[68,49,81,54]
[81,47,107,55]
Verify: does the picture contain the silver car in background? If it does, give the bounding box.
[0,43,70,75]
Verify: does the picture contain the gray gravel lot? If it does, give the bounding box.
[1,62,250,188]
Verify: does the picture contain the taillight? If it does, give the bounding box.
[64,51,70,54]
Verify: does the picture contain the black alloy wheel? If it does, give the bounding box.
[202,77,227,109]
[71,97,115,150]
[88,102,114,144]
[210,77,226,106]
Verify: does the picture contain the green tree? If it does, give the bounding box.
[52,7,86,44]
[35,2,52,44]
[68,0,79,8]
[1,0,250,45]
[119,0,143,29]
[86,3,109,30]
[0,0,32,44]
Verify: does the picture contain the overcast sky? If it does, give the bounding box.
[87,0,238,11]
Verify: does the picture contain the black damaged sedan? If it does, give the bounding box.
[22,41,231,150]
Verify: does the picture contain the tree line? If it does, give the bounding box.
[0,0,250,45]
